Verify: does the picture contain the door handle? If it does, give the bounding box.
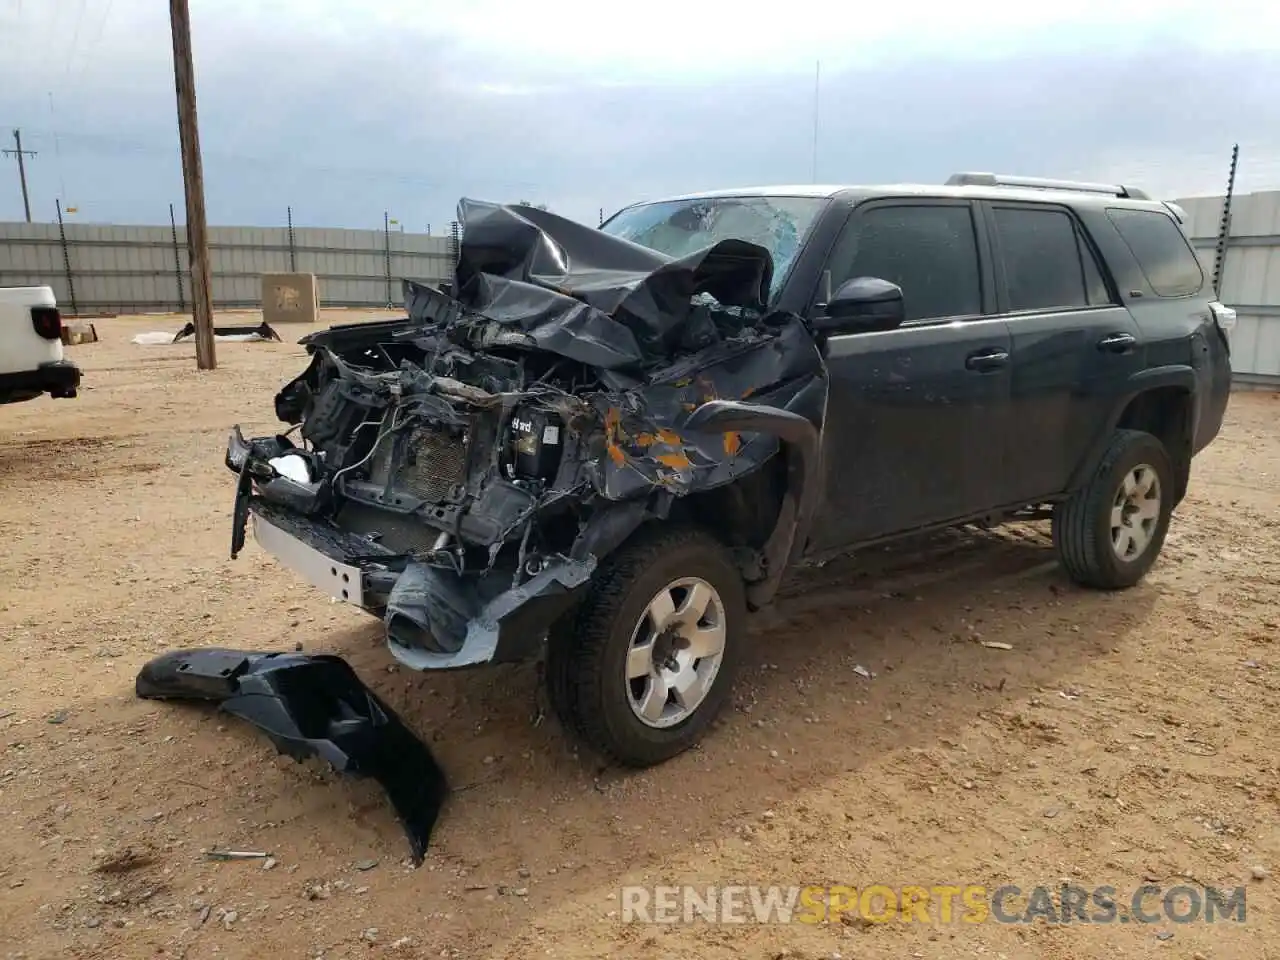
[1097,333,1137,353]
[965,348,1009,372]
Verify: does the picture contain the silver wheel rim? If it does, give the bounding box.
[625,577,727,729]
[1111,463,1162,561]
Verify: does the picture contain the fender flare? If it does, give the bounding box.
[685,392,823,608]
[1067,364,1199,494]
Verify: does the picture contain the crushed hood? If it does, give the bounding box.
[442,199,777,369]
[249,199,834,651]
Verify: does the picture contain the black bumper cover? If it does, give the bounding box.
[0,360,80,400]
[136,648,447,863]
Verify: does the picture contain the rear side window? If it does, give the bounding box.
[1105,208,1204,297]
[831,204,982,322]
[992,206,1111,312]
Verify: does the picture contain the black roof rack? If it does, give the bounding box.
[946,172,1151,201]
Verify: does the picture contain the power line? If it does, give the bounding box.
[0,125,544,212]
[61,0,89,91]
[3,125,539,190]
[811,59,820,183]
[67,0,116,93]
[46,92,68,201]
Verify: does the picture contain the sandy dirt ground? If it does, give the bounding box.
[1,310,1279,960]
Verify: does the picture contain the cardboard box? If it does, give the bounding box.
[262,273,320,324]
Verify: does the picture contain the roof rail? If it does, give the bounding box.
[1162,200,1188,224]
[946,172,1151,201]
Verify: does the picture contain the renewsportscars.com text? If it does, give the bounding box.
[620,883,1247,925]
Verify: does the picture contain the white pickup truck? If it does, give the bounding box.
[0,286,81,405]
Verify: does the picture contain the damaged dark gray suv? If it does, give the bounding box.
[227,173,1234,767]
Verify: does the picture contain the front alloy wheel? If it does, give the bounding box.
[545,526,746,767]
[625,577,728,729]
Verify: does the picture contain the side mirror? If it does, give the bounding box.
[815,277,905,334]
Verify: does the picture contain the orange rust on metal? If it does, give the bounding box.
[636,432,658,448]
[605,408,627,466]
[724,431,741,456]
[656,451,692,469]
[656,428,681,445]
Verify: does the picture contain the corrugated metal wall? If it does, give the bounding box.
[4,197,1279,384]
[0,221,453,314]
[1176,190,1280,387]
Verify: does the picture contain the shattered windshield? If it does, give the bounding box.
[600,196,827,303]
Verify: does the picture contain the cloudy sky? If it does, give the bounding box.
[1,0,1277,230]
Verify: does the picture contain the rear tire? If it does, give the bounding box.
[1052,429,1174,589]
[545,525,745,767]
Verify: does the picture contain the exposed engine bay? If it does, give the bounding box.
[227,200,828,670]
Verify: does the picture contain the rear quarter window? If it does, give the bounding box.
[1104,207,1204,298]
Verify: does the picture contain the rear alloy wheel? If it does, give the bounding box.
[1110,464,1162,562]
[545,526,745,767]
[1052,428,1175,589]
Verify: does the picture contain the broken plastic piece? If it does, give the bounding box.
[267,453,312,484]
[171,321,283,343]
[136,648,447,863]
[205,849,272,861]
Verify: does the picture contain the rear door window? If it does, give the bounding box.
[991,206,1110,312]
[1105,208,1204,297]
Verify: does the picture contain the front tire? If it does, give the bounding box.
[1052,428,1175,589]
[545,525,746,767]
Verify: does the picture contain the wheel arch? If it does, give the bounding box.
[567,378,827,612]
[1070,366,1198,506]
[678,389,825,609]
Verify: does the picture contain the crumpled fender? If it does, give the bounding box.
[136,648,447,864]
[684,393,823,607]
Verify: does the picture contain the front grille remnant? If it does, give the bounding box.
[394,426,468,503]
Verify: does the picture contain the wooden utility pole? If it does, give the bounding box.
[168,0,216,370]
[3,129,36,223]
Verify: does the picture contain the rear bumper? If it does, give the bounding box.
[0,360,80,402]
[246,497,592,671]
[1193,325,1233,457]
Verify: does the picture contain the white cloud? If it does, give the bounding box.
[236,0,1280,76]
[8,0,1277,94]
[1,0,1277,227]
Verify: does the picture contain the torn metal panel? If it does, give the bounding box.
[465,273,645,369]
[385,555,597,670]
[136,649,447,863]
[227,198,829,669]
[586,314,824,501]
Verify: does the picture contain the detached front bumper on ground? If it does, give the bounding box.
[135,647,447,862]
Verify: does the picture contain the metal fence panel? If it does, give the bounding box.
[0,219,452,313]
[1177,189,1280,387]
